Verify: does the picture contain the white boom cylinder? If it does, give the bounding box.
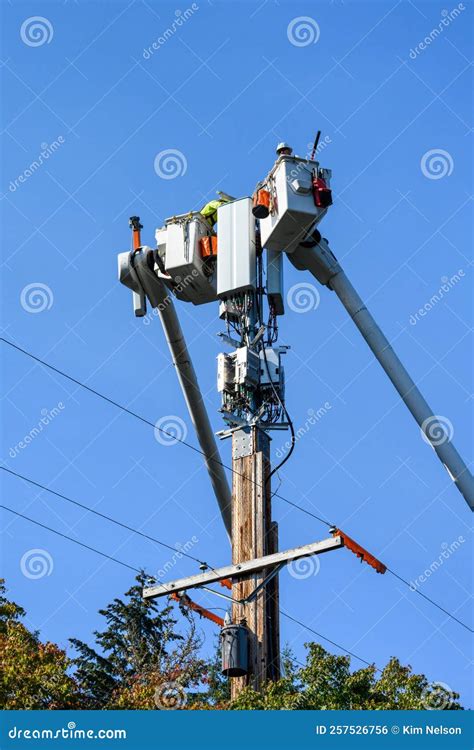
[133,250,232,537]
[289,241,474,511]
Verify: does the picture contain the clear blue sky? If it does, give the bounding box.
[1,0,472,706]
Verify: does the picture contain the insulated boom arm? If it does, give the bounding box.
[288,238,474,511]
[123,247,232,537]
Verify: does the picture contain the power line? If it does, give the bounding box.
[280,609,381,671]
[386,568,473,634]
[259,587,379,673]
[1,339,207,459]
[3,338,472,633]
[2,502,383,672]
[3,495,471,675]
[2,502,381,680]
[6,465,472,635]
[1,504,141,575]
[1,337,332,527]
[1,466,207,568]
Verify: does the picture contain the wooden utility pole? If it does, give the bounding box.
[230,426,280,699]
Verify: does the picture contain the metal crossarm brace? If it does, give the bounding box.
[142,535,343,599]
[201,563,286,606]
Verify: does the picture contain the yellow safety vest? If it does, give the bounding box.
[200,199,228,228]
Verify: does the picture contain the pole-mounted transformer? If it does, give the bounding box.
[221,622,250,678]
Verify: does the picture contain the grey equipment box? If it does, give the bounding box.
[217,197,256,298]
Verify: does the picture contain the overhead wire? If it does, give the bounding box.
[1,501,385,671]
[10,497,469,673]
[1,504,141,575]
[386,568,472,634]
[279,609,381,671]
[1,466,208,568]
[2,338,472,633]
[1,337,332,527]
[256,244,296,481]
[7,498,450,680]
[261,343,296,482]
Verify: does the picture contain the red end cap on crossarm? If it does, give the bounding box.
[333,528,387,574]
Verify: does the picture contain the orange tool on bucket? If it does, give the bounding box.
[252,188,271,218]
[199,235,218,258]
[129,216,143,251]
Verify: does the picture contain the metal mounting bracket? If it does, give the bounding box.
[200,563,285,606]
[232,427,253,459]
[232,427,270,459]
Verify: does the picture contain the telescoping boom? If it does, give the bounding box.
[288,237,474,510]
[118,241,232,537]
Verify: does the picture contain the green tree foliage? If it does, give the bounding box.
[227,643,464,710]
[1,577,464,711]
[69,574,206,708]
[190,635,230,709]
[0,579,82,709]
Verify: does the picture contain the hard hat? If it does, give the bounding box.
[276,142,292,155]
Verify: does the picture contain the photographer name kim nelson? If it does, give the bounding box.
[315,725,462,736]
[403,725,462,736]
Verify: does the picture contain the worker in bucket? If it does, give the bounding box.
[200,191,235,229]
